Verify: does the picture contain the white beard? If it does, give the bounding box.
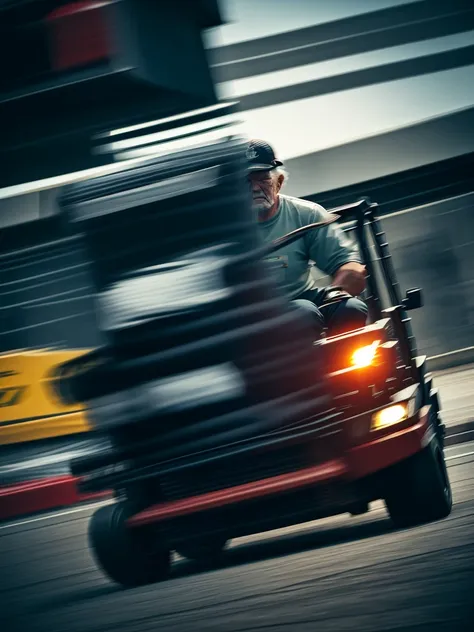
[251,196,273,213]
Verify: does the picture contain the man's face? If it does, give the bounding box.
[248,170,283,214]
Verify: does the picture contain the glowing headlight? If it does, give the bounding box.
[371,403,409,430]
[351,341,380,368]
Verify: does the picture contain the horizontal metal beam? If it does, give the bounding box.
[237,45,474,111]
[282,106,474,198]
[211,4,474,81]
[211,0,471,63]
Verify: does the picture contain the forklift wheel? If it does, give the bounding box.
[384,433,452,528]
[89,502,171,588]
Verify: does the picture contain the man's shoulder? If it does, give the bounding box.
[280,194,327,223]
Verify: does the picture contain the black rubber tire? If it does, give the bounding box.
[384,436,452,528]
[88,502,171,588]
[176,537,229,565]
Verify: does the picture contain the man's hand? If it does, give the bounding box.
[331,262,366,296]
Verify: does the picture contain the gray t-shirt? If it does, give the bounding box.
[258,194,361,298]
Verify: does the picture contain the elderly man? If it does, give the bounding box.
[247,139,368,337]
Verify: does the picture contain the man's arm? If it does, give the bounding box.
[304,203,366,296]
[331,261,366,296]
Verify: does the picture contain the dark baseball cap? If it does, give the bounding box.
[246,139,283,172]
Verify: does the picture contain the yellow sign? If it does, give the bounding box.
[0,348,92,445]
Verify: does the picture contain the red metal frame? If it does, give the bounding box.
[127,459,348,527]
[127,407,431,528]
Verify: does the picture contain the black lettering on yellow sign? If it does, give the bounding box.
[0,386,27,408]
[0,370,19,378]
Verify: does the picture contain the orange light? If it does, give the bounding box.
[371,403,408,430]
[351,340,380,368]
